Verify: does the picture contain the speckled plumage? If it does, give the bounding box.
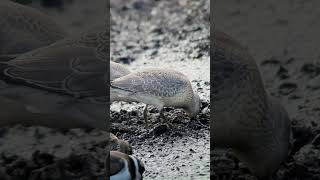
[110,61,131,102]
[111,61,130,80]
[0,27,108,129]
[213,30,291,179]
[0,1,67,56]
[111,69,200,119]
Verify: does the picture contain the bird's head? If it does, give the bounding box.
[184,92,200,119]
[130,155,145,180]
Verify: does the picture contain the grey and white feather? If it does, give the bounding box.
[213,30,291,180]
[110,61,133,102]
[0,27,108,130]
[0,1,67,58]
[111,61,130,80]
[111,69,200,122]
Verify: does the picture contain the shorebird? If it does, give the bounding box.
[108,151,145,180]
[110,69,200,125]
[212,30,291,180]
[111,61,130,80]
[110,133,133,155]
[110,61,133,102]
[0,1,66,60]
[0,26,108,130]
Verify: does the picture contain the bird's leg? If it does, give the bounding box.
[159,108,173,128]
[191,116,206,127]
[143,105,149,127]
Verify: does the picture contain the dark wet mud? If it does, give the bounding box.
[111,103,210,179]
[0,126,107,180]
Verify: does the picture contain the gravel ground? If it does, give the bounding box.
[110,0,210,179]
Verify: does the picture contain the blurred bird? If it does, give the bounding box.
[0,26,108,130]
[110,132,133,155]
[0,1,67,60]
[108,151,145,180]
[213,30,291,180]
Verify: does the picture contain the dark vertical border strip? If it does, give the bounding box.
[210,0,214,179]
[106,0,110,179]
[106,1,110,131]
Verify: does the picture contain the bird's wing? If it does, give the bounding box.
[111,70,188,97]
[0,1,67,54]
[1,41,107,99]
[110,61,130,80]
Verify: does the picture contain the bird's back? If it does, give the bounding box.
[212,30,291,178]
[111,69,193,107]
[0,1,67,55]
[0,28,108,130]
[212,29,269,146]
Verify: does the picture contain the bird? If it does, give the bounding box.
[0,26,108,130]
[111,61,130,81]
[110,69,200,126]
[212,30,291,180]
[108,151,145,180]
[110,61,134,102]
[0,1,67,60]
[110,132,133,155]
